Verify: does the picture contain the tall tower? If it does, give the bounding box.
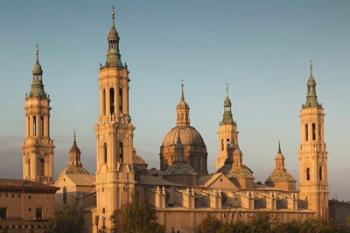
[95,8,135,231]
[215,84,239,170]
[22,45,54,184]
[298,61,328,218]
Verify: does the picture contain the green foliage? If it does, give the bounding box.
[198,214,223,233]
[198,214,350,233]
[45,202,85,233]
[111,199,165,233]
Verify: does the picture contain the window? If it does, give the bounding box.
[319,123,322,141]
[221,139,224,151]
[33,116,37,136]
[35,208,42,220]
[28,159,31,177]
[305,124,308,141]
[312,123,316,140]
[27,116,30,136]
[319,166,323,181]
[103,143,108,163]
[119,142,123,163]
[63,187,67,204]
[119,87,123,113]
[40,116,44,136]
[102,89,106,115]
[40,158,45,176]
[306,168,310,181]
[109,88,115,114]
[0,208,7,219]
[254,199,265,209]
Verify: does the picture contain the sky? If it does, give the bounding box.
[0,1,349,200]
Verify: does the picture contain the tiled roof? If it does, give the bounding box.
[65,174,95,186]
[165,162,197,175]
[218,164,254,179]
[266,170,296,184]
[0,179,58,193]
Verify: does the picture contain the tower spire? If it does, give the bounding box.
[176,81,190,126]
[278,140,282,153]
[221,83,234,125]
[105,7,123,68]
[304,60,320,108]
[35,44,39,64]
[181,80,185,101]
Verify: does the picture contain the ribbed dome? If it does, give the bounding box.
[162,126,205,148]
[108,26,119,40]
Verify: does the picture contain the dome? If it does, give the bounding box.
[32,63,43,75]
[177,99,189,109]
[58,165,89,177]
[108,26,119,40]
[266,170,296,184]
[162,126,205,148]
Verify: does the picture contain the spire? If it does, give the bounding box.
[278,141,282,154]
[30,44,46,98]
[69,131,81,166]
[221,83,235,125]
[181,80,185,101]
[176,81,190,127]
[105,6,123,68]
[304,60,320,108]
[275,141,285,170]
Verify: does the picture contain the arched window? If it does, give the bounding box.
[221,139,224,151]
[312,123,316,140]
[40,158,45,176]
[102,89,106,115]
[305,124,308,141]
[63,187,67,204]
[33,116,37,136]
[27,117,30,136]
[119,87,123,113]
[119,142,124,163]
[318,123,322,141]
[109,88,115,114]
[319,166,323,181]
[103,143,107,163]
[306,168,310,181]
[40,116,44,136]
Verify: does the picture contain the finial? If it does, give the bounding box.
[73,130,77,144]
[112,6,116,27]
[180,80,185,101]
[310,59,313,76]
[278,140,282,153]
[35,44,39,64]
[225,83,229,97]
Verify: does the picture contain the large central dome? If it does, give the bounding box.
[159,83,208,175]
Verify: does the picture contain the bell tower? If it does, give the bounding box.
[215,84,239,170]
[22,45,54,184]
[298,61,328,218]
[95,7,135,232]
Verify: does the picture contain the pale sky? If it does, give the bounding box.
[0,0,349,200]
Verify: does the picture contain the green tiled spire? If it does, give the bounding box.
[221,83,235,125]
[29,45,47,98]
[106,7,123,68]
[304,60,320,108]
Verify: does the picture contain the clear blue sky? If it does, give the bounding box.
[0,1,349,200]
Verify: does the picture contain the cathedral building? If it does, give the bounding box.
[0,8,329,233]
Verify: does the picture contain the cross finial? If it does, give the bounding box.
[35,44,39,64]
[225,83,229,97]
[112,6,116,27]
[310,59,313,75]
[180,79,184,100]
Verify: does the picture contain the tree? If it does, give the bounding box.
[198,215,223,233]
[110,199,165,233]
[45,202,85,233]
[248,214,272,233]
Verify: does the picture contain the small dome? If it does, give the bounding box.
[224,96,231,107]
[165,162,197,175]
[162,126,205,148]
[177,99,189,109]
[307,76,316,86]
[266,170,296,184]
[32,63,43,76]
[58,165,89,177]
[69,143,81,155]
[108,26,119,40]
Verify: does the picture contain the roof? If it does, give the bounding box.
[0,179,58,193]
[65,174,95,186]
[266,170,296,184]
[138,175,185,187]
[165,162,197,175]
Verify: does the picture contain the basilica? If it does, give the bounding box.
[1,8,329,233]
